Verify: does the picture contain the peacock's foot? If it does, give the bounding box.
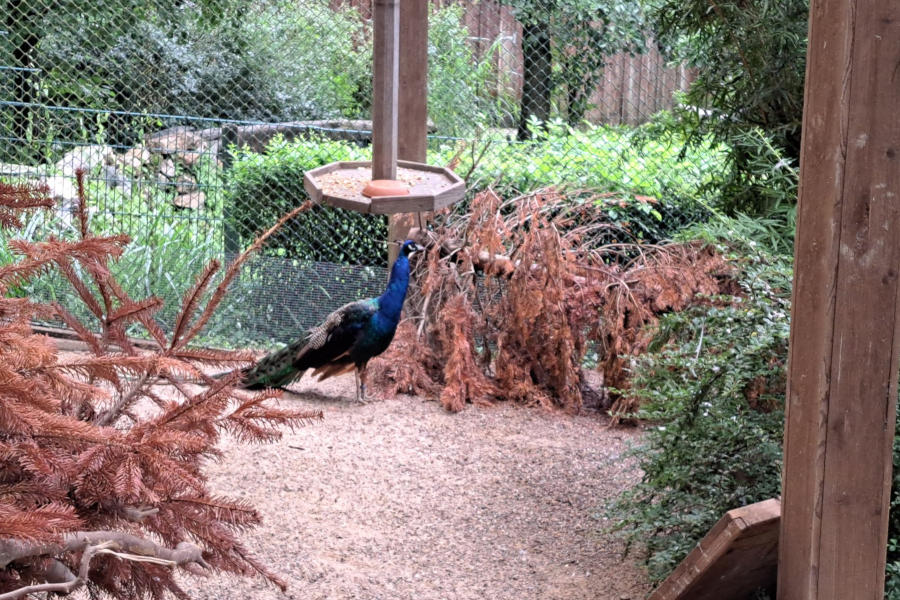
[355,383,376,404]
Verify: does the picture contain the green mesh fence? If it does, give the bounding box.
[1,0,724,348]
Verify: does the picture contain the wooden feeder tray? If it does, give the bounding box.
[303,160,465,214]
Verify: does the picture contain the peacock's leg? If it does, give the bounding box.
[358,363,369,403]
[354,369,361,403]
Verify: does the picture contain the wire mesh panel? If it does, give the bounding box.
[1,0,724,349]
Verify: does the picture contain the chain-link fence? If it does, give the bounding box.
[1,0,725,348]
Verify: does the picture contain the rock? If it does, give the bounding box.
[175,175,198,193]
[54,145,114,177]
[42,174,79,203]
[196,127,223,142]
[158,158,177,179]
[147,126,200,154]
[42,174,80,224]
[119,146,151,171]
[101,165,131,193]
[580,369,611,411]
[173,191,205,209]
[178,150,205,167]
[0,162,44,177]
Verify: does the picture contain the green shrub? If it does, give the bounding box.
[225,119,727,263]
[433,118,726,241]
[6,0,371,159]
[642,0,808,214]
[889,439,900,600]
[609,240,790,583]
[0,167,223,340]
[609,222,900,594]
[224,135,388,266]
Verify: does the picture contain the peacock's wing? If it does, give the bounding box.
[240,299,377,389]
[294,298,378,368]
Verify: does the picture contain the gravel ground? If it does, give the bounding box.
[176,374,650,600]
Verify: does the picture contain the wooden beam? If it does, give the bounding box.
[372,0,399,181]
[389,0,428,264]
[397,0,428,164]
[778,0,900,598]
[648,499,780,600]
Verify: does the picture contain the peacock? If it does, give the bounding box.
[237,239,422,402]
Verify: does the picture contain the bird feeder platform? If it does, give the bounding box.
[303,160,465,215]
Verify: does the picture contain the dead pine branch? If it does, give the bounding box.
[0,177,319,598]
[373,188,737,416]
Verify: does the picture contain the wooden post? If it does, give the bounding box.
[372,0,399,181]
[778,0,900,597]
[397,0,428,164]
[220,123,240,258]
[389,0,428,264]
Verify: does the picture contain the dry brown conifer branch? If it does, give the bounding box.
[0,181,358,594]
[121,506,160,522]
[375,189,735,414]
[94,371,152,426]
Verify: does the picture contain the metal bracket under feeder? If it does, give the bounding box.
[303,160,465,215]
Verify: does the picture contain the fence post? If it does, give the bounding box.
[777,0,900,597]
[221,123,239,259]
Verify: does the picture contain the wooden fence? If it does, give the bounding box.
[330,0,693,125]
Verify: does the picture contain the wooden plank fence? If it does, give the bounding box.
[330,0,692,125]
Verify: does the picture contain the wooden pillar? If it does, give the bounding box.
[389,0,428,264]
[777,0,900,598]
[372,0,399,181]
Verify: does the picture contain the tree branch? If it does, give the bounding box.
[120,505,160,523]
[0,530,208,574]
[94,372,152,426]
[0,541,108,600]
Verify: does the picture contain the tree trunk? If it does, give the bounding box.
[516,22,552,141]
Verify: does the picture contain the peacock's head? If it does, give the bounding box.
[399,239,423,257]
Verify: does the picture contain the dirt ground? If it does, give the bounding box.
[177,374,650,600]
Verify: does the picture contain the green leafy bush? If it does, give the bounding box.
[224,135,387,266]
[609,240,790,583]
[888,437,900,600]
[226,119,728,262]
[434,118,726,241]
[609,223,900,594]
[7,0,371,159]
[642,0,808,213]
[0,164,224,336]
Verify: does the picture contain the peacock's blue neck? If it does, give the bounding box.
[376,254,410,325]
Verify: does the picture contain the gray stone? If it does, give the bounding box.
[0,162,44,177]
[43,174,79,203]
[178,150,205,167]
[175,175,198,193]
[158,158,177,179]
[54,145,114,177]
[101,165,131,193]
[119,146,151,171]
[173,191,205,209]
[147,126,200,154]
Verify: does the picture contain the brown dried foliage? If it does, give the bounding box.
[0,175,320,599]
[371,189,735,415]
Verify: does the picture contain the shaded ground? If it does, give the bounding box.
[178,374,650,600]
